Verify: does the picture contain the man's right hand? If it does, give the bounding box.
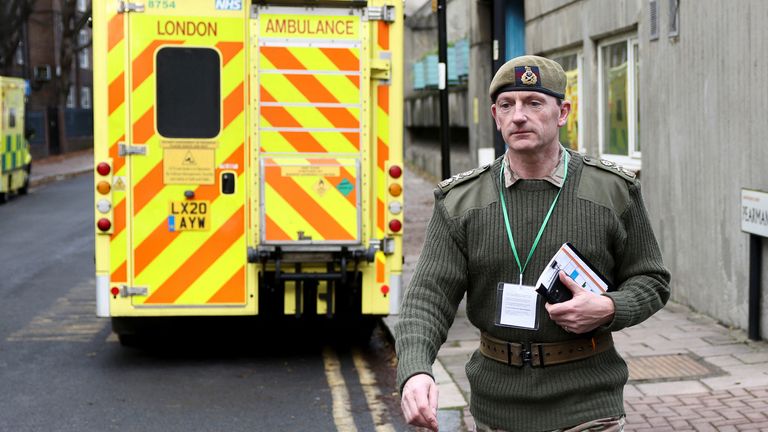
[400,373,439,431]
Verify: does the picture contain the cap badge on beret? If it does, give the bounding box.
[516,66,540,87]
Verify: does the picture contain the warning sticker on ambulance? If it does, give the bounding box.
[162,141,217,184]
[168,200,210,231]
[281,166,339,177]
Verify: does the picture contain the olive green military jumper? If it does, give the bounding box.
[395,151,670,431]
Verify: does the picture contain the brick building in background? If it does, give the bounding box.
[4,0,92,159]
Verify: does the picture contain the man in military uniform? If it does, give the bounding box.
[395,55,670,431]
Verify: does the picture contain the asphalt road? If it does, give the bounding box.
[0,174,410,432]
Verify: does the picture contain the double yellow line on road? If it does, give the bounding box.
[322,346,397,432]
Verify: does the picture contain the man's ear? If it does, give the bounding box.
[557,100,572,128]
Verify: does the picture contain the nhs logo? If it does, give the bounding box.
[215,0,242,10]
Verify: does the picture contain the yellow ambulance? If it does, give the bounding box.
[0,76,32,203]
[92,0,404,343]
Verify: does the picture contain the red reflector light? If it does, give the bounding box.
[97,218,112,231]
[389,219,402,232]
[110,287,120,296]
[381,285,390,295]
[97,162,111,176]
[388,165,402,179]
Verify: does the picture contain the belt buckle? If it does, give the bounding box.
[520,342,532,367]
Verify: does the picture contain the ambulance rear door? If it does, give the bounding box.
[251,5,369,246]
[120,0,251,313]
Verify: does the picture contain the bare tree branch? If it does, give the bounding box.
[0,0,35,75]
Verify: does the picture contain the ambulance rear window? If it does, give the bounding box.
[156,47,220,139]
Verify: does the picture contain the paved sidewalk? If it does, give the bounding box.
[385,165,768,432]
[29,149,93,187]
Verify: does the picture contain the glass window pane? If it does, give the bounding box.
[156,47,220,139]
[554,54,579,151]
[602,41,628,156]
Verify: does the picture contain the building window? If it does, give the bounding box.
[77,0,88,12]
[80,87,91,109]
[15,42,24,65]
[79,48,90,69]
[598,37,640,165]
[552,52,582,153]
[66,86,76,108]
[78,30,90,69]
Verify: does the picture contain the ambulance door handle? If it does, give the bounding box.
[221,172,235,194]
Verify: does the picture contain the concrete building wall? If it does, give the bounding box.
[639,0,768,334]
[524,0,768,336]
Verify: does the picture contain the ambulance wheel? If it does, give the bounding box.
[18,164,31,195]
[0,192,6,204]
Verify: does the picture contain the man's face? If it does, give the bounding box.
[491,91,570,154]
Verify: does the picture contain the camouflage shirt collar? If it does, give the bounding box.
[503,145,567,188]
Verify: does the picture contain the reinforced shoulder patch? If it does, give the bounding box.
[437,164,491,193]
[578,155,635,215]
[582,156,638,182]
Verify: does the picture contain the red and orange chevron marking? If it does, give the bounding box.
[258,45,361,155]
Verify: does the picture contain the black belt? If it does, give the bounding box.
[479,332,613,367]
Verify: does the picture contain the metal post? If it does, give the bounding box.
[437,0,451,180]
[749,234,762,341]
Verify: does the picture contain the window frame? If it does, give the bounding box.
[550,49,584,154]
[597,35,641,169]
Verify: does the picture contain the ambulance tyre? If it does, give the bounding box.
[0,191,6,204]
[18,164,30,195]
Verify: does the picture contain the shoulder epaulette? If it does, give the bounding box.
[437,164,491,193]
[582,155,637,182]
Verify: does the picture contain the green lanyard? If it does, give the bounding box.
[498,151,569,285]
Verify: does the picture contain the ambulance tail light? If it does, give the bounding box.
[389,219,402,232]
[388,165,402,179]
[95,160,114,235]
[388,183,402,197]
[97,162,111,176]
[97,181,111,194]
[97,218,112,232]
[386,162,404,235]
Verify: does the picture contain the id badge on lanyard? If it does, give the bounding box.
[495,279,540,330]
[494,151,569,331]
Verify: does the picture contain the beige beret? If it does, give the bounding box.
[489,55,567,101]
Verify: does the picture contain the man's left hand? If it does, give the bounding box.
[545,271,615,334]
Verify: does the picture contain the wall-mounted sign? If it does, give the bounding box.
[741,188,768,237]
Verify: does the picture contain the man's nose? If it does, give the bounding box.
[511,105,527,122]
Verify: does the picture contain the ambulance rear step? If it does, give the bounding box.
[248,244,376,283]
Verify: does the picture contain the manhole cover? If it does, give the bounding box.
[626,354,722,382]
